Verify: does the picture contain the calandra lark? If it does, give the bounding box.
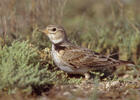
[40,25,134,79]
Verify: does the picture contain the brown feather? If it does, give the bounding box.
[57,43,134,70]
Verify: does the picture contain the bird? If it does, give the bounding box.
[39,25,134,79]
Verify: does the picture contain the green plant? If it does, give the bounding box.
[0,41,40,90]
[0,41,82,93]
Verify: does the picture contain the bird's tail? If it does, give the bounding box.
[119,60,135,67]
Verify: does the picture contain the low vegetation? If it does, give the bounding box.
[0,0,140,100]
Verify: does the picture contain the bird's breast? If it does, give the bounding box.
[51,45,90,74]
[51,50,62,64]
[51,48,74,72]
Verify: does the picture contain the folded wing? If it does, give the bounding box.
[62,46,127,69]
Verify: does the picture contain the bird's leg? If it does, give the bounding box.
[84,73,90,80]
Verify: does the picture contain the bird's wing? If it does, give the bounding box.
[61,46,121,69]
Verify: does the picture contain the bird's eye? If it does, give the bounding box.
[52,28,56,32]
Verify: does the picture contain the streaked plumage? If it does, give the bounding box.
[40,25,134,79]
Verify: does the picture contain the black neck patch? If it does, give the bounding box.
[54,44,66,52]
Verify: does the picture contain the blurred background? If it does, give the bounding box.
[0,0,140,99]
[0,0,140,62]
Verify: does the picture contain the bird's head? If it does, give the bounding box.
[40,25,67,44]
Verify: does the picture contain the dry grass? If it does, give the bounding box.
[0,0,140,100]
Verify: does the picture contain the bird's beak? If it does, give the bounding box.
[39,29,49,35]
